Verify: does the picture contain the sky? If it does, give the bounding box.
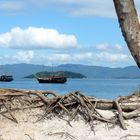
[0,0,140,67]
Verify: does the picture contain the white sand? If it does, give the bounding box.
[0,108,140,140]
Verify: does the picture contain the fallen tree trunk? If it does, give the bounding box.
[0,88,140,130]
[0,88,140,112]
[123,108,140,119]
[114,97,127,130]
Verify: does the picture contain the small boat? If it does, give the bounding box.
[36,76,67,84]
[0,75,13,82]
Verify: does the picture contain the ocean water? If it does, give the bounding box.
[0,78,140,99]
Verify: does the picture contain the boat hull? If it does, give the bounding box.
[0,75,13,82]
[37,77,67,84]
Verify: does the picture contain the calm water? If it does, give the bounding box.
[0,78,140,99]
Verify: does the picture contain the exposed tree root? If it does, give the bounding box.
[24,134,34,140]
[48,132,77,140]
[120,134,140,139]
[0,88,140,131]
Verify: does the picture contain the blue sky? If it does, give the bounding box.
[0,0,140,67]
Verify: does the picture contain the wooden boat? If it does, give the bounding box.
[36,76,67,84]
[0,75,13,82]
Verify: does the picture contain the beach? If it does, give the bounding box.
[0,88,140,140]
[0,0,140,139]
[0,108,140,140]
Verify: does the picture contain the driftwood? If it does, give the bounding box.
[123,108,140,119]
[120,134,140,140]
[24,134,34,140]
[48,132,77,140]
[114,98,127,130]
[0,88,140,131]
[2,101,18,123]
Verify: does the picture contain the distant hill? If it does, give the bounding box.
[25,71,86,79]
[0,63,140,79]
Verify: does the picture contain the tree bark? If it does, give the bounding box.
[114,98,127,130]
[123,108,140,119]
[113,0,140,68]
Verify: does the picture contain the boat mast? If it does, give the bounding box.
[52,64,54,77]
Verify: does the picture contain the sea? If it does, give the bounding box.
[0,78,140,99]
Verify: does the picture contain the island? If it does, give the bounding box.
[25,71,86,79]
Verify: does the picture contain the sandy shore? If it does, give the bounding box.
[0,108,140,140]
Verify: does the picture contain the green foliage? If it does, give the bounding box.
[25,71,86,79]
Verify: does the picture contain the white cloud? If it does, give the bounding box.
[33,51,130,65]
[41,0,140,18]
[33,0,140,18]
[1,51,34,64]
[114,44,123,51]
[0,0,140,18]
[35,0,116,18]
[96,43,108,50]
[32,52,91,65]
[0,49,133,67]
[94,52,129,62]
[13,51,34,63]
[0,1,24,14]
[0,27,78,49]
[95,43,126,53]
[69,1,115,18]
